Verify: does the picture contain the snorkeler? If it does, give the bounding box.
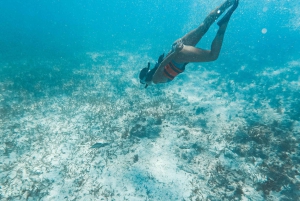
[139,0,239,88]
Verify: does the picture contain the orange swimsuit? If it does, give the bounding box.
[163,61,187,81]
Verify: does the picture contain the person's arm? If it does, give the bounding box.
[152,40,183,83]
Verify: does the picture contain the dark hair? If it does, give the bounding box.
[139,53,164,86]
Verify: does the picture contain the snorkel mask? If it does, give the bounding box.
[139,53,165,88]
[139,62,151,88]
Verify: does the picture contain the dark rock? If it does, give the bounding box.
[91,142,109,148]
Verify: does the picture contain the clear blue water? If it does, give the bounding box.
[0,0,299,200]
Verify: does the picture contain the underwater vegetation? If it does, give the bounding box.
[0,51,299,200]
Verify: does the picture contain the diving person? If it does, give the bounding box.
[139,0,239,88]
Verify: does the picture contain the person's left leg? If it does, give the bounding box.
[202,0,239,60]
[208,22,229,61]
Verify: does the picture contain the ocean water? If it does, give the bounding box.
[0,0,299,200]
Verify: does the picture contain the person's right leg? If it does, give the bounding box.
[181,0,234,47]
[174,23,229,63]
[209,0,239,59]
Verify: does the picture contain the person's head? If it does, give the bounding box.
[139,53,164,88]
[139,62,152,88]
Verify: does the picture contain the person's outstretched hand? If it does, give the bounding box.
[172,39,184,53]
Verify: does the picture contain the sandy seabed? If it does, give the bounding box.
[0,52,299,200]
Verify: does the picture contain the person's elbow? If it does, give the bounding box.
[152,74,167,84]
[152,76,160,84]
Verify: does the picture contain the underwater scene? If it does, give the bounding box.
[0,0,299,200]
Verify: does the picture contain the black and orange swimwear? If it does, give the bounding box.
[163,60,187,82]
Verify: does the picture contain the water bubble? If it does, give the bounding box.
[263,7,268,12]
[262,28,267,34]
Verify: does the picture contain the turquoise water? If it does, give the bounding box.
[1,0,299,200]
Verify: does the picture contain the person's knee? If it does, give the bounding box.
[211,55,219,61]
[209,52,219,61]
